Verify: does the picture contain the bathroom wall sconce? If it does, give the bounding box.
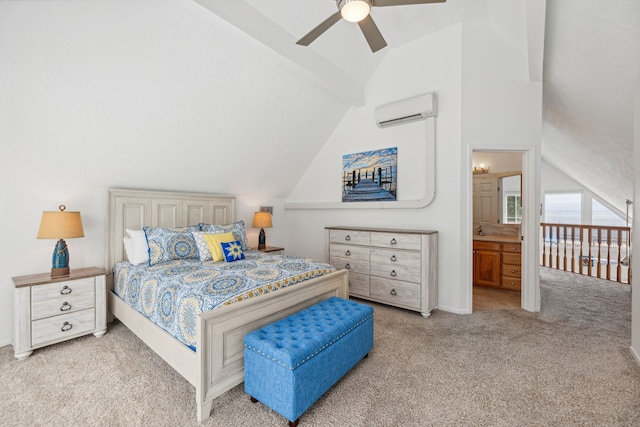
[473,163,489,174]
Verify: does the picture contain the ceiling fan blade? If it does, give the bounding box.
[373,0,446,7]
[296,11,343,46]
[358,14,387,52]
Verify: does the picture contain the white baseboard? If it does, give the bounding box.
[631,345,640,366]
[0,339,12,349]
[437,305,472,315]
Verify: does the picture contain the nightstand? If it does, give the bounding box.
[12,267,107,360]
[252,246,285,255]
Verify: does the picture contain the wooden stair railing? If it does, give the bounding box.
[540,223,632,284]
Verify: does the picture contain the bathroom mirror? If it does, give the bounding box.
[500,174,522,224]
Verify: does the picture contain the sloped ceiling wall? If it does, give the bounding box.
[0,0,351,344]
[542,0,640,214]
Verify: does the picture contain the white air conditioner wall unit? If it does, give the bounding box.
[375,93,437,128]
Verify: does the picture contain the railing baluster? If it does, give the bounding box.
[606,230,611,281]
[616,229,622,283]
[542,225,547,267]
[597,229,602,279]
[579,227,589,274]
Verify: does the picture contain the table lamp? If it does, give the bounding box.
[37,205,85,277]
[252,212,272,250]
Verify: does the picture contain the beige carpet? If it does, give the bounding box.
[1,268,639,426]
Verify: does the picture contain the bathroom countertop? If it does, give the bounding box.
[473,235,520,243]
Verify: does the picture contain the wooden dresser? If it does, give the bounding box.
[325,226,438,317]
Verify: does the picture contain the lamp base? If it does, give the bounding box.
[258,228,266,249]
[51,267,70,277]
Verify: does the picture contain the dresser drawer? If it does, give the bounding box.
[371,232,421,250]
[502,264,521,277]
[502,277,521,291]
[502,242,521,253]
[31,278,95,320]
[370,248,421,268]
[329,229,370,246]
[370,277,421,310]
[330,244,370,261]
[473,241,501,251]
[349,272,370,297]
[330,256,370,275]
[502,253,521,266]
[370,262,421,283]
[31,308,95,348]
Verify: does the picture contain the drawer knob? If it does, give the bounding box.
[390,255,397,262]
[60,285,72,295]
[390,289,397,296]
[345,250,351,256]
[345,235,351,241]
[511,269,516,273]
[61,322,73,332]
[345,263,351,270]
[60,302,72,312]
[390,238,397,245]
[390,270,397,277]
[511,257,516,261]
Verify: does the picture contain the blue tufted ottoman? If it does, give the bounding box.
[244,297,374,426]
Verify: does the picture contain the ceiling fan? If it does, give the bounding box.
[296,0,447,53]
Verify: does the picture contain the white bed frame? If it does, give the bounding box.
[106,189,349,421]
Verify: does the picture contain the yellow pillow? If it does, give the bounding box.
[204,232,236,262]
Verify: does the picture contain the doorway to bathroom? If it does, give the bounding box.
[471,150,525,312]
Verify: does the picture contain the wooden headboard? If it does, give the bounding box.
[106,189,236,277]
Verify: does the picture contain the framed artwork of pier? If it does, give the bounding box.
[342,147,397,202]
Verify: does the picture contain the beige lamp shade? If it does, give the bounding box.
[252,212,272,229]
[37,206,85,239]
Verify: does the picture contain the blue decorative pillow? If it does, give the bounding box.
[199,220,249,250]
[220,240,245,262]
[143,227,199,266]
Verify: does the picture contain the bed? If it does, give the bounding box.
[106,189,349,422]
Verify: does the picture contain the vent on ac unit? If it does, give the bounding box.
[375,93,437,128]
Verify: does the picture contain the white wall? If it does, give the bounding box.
[286,25,463,312]
[631,78,640,364]
[285,21,543,314]
[472,152,522,174]
[0,1,348,347]
[461,21,543,312]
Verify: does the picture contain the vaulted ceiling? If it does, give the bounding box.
[196,0,639,215]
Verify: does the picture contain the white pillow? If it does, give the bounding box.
[123,236,135,263]
[191,231,213,262]
[124,229,149,265]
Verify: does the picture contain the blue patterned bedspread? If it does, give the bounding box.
[113,251,336,350]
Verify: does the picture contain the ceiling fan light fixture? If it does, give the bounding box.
[339,0,371,23]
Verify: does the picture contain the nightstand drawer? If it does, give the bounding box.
[31,278,94,303]
[31,278,95,320]
[31,308,95,348]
